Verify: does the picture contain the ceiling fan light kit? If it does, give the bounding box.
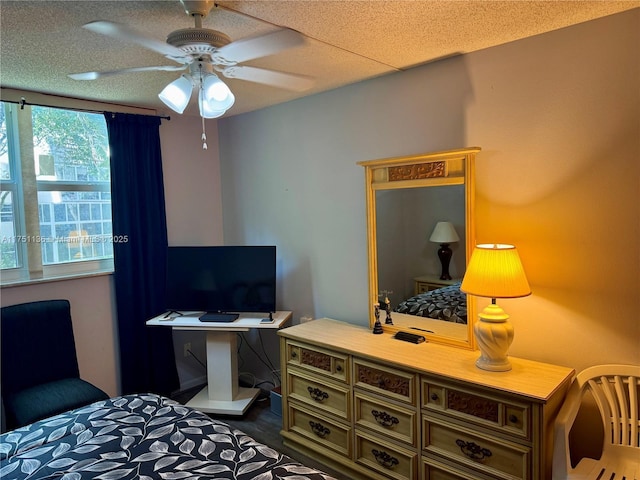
[200,75,234,114]
[159,61,235,120]
[68,0,313,147]
[159,75,193,114]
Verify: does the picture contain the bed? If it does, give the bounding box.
[394,282,467,324]
[0,393,337,480]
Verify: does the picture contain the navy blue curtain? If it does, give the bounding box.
[105,113,178,396]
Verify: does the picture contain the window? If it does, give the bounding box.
[0,101,113,284]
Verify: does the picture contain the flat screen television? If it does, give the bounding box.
[165,246,276,319]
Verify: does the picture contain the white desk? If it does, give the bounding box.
[147,311,292,415]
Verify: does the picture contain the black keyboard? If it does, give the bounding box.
[198,312,240,322]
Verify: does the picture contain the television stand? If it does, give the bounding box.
[147,311,292,415]
[199,312,240,322]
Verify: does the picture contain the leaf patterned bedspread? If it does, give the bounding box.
[0,393,337,480]
[394,282,467,324]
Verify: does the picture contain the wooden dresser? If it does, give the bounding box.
[278,319,574,480]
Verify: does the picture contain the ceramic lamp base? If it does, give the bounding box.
[474,302,514,372]
[437,243,453,280]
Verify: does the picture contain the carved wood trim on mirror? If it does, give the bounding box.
[358,147,480,349]
[388,161,447,181]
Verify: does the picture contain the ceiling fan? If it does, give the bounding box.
[69,0,314,120]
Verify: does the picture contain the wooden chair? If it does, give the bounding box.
[553,364,640,479]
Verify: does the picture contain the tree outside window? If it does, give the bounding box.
[0,102,113,281]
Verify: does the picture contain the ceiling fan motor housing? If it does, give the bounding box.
[167,28,231,55]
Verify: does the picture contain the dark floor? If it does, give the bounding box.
[172,387,351,480]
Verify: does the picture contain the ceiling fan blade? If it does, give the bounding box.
[69,65,187,81]
[221,65,314,92]
[213,29,306,64]
[83,21,191,63]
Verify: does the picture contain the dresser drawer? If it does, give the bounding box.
[287,367,351,420]
[423,414,531,480]
[354,391,417,447]
[354,358,416,405]
[422,379,530,439]
[422,458,489,480]
[286,341,349,383]
[287,401,352,458]
[355,430,418,480]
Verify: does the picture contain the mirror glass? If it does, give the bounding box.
[359,147,479,348]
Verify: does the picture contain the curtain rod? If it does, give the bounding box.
[3,97,170,120]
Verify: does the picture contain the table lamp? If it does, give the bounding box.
[429,221,460,280]
[460,244,531,371]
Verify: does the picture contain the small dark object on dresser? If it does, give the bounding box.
[394,331,426,344]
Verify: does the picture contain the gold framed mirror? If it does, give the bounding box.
[358,147,480,349]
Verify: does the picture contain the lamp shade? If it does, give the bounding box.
[199,94,227,119]
[158,75,193,114]
[460,244,531,298]
[201,74,235,111]
[429,221,460,243]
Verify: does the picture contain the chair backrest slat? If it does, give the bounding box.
[586,373,639,447]
[613,375,629,446]
[629,375,639,447]
[589,377,617,444]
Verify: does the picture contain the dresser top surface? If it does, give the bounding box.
[279,318,574,401]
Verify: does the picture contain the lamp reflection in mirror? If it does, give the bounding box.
[460,244,531,371]
[429,221,460,280]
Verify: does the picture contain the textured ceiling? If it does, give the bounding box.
[1,1,638,117]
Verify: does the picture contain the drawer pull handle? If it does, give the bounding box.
[307,386,329,402]
[508,414,519,423]
[371,410,399,428]
[291,351,297,358]
[430,393,439,401]
[456,439,492,461]
[309,421,330,438]
[372,449,399,469]
[336,365,343,372]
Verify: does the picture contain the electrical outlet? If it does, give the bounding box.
[183,342,191,357]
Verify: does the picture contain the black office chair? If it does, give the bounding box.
[1,299,109,431]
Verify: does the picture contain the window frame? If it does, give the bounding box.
[1,101,114,285]
[1,103,26,281]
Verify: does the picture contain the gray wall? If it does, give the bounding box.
[218,57,473,327]
[218,9,639,380]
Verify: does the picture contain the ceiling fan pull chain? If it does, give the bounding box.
[198,68,208,150]
[201,116,208,150]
